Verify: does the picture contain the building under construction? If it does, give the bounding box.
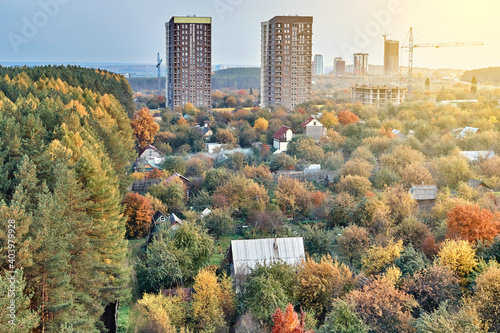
[384,39,399,76]
[351,84,406,107]
[353,53,368,75]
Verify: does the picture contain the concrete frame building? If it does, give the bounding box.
[351,85,406,107]
[334,57,345,76]
[353,53,369,76]
[313,54,323,75]
[166,16,212,110]
[261,16,313,110]
[384,39,399,76]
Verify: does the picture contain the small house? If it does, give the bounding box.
[151,211,168,233]
[453,126,480,139]
[304,164,321,174]
[272,126,294,152]
[227,237,305,276]
[200,208,212,218]
[206,143,225,154]
[139,145,164,160]
[300,117,326,140]
[467,179,493,193]
[409,185,438,210]
[169,213,183,230]
[195,124,213,140]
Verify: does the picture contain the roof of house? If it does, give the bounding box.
[410,185,438,200]
[457,126,479,138]
[459,151,495,162]
[230,237,305,275]
[467,179,492,190]
[152,211,167,223]
[140,145,163,156]
[272,126,292,140]
[165,172,190,184]
[300,116,323,128]
[169,213,182,225]
[391,129,406,140]
[200,208,212,218]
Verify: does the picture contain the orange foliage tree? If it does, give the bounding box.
[144,168,165,179]
[122,192,153,239]
[272,304,306,333]
[337,110,360,125]
[447,204,500,242]
[131,107,160,149]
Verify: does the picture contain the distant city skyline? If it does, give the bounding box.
[0,0,498,70]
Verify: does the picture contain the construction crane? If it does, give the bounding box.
[383,33,392,41]
[156,52,163,97]
[401,27,484,94]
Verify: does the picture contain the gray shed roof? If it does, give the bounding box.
[410,185,438,200]
[230,237,305,275]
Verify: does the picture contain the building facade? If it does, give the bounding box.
[351,85,406,107]
[384,39,399,76]
[261,16,313,110]
[334,57,345,76]
[353,53,369,76]
[166,16,212,110]
[313,54,323,75]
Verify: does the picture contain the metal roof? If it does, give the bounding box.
[230,237,305,275]
[410,185,438,200]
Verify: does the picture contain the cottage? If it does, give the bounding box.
[169,213,183,230]
[139,145,164,160]
[151,211,168,233]
[467,179,493,193]
[300,117,326,140]
[227,237,305,276]
[272,126,294,152]
[409,185,438,210]
[195,124,213,140]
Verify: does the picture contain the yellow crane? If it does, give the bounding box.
[401,27,484,94]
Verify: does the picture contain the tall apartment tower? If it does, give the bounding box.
[261,16,313,110]
[165,16,212,110]
[384,39,399,76]
[334,57,345,76]
[353,53,369,76]
[313,54,323,75]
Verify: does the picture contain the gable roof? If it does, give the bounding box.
[300,116,321,128]
[467,179,492,190]
[272,126,292,140]
[230,237,305,275]
[152,211,168,223]
[140,145,163,156]
[410,185,438,200]
[165,172,190,184]
[169,213,182,225]
[457,126,479,139]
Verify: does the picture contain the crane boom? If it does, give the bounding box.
[156,52,163,97]
[402,27,484,95]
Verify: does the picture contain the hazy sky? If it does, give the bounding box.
[0,0,498,69]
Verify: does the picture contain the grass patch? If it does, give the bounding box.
[208,234,243,266]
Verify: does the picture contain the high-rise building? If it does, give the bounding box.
[334,57,345,76]
[261,16,313,110]
[165,16,212,110]
[353,53,369,76]
[351,84,406,107]
[313,54,323,75]
[384,39,399,76]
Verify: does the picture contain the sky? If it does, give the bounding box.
[0,0,498,70]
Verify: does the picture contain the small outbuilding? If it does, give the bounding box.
[409,185,438,210]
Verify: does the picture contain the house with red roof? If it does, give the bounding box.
[300,117,326,140]
[272,126,294,151]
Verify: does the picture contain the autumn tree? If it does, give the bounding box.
[216,128,237,146]
[131,107,160,149]
[275,177,311,218]
[214,175,269,213]
[337,225,370,268]
[379,145,425,176]
[434,155,473,188]
[401,163,434,188]
[272,304,306,333]
[337,110,360,125]
[340,158,373,178]
[361,239,404,275]
[320,111,339,129]
[123,192,154,239]
[346,276,418,333]
[319,129,346,153]
[402,265,461,315]
[203,208,235,239]
[382,185,417,225]
[254,117,269,132]
[437,239,478,281]
[136,292,187,332]
[335,175,372,198]
[297,256,354,320]
[447,204,500,242]
[287,136,325,163]
[473,264,500,331]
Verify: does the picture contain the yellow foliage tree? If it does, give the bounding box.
[320,111,339,129]
[362,239,404,275]
[254,117,269,132]
[437,239,478,281]
[297,255,354,317]
[131,107,160,149]
[137,292,187,333]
